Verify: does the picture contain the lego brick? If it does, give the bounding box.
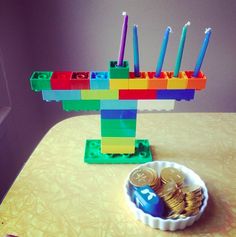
[42,90,81,101]
[30,71,52,91]
[185,71,207,90]
[101,109,137,119]
[101,137,135,153]
[109,61,129,78]
[100,100,137,110]
[84,139,152,164]
[51,71,73,90]
[101,118,136,137]
[62,100,100,111]
[119,89,157,100]
[129,72,148,89]
[109,79,129,89]
[101,137,135,146]
[71,72,90,89]
[167,71,188,89]
[101,128,136,137]
[147,71,168,89]
[101,119,136,130]
[81,90,118,100]
[138,100,175,111]
[101,144,135,154]
[90,71,109,90]
[157,89,195,101]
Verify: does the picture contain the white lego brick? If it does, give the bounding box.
[138,100,175,111]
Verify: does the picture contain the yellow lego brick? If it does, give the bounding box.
[109,79,129,89]
[129,72,148,89]
[167,71,188,89]
[81,89,119,100]
[101,144,135,154]
[101,137,135,146]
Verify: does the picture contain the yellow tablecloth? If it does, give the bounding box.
[0,113,236,237]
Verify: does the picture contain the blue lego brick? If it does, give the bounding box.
[90,71,109,90]
[157,89,195,101]
[42,90,81,101]
[101,109,137,119]
[100,100,138,110]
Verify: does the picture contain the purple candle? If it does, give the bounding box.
[117,12,128,67]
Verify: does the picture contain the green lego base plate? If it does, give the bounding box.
[84,139,152,164]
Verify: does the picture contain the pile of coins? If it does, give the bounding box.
[182,185,203,217]
[129,166,204,219]
[157,181,185,216]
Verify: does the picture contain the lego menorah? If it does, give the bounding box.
[29,13,211,164]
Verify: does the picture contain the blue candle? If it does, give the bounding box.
[174,21,191,77]
[193,28,212,77]
[133,25,140,77]
[155,26,172,77]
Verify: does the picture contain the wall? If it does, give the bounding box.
[0,1,65,202]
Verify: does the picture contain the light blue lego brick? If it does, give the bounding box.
[90,71,109,90]
[100,100,137,110]
[42,90,81,101]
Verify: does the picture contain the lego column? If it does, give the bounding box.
[100,60,137,154]
[100,100,137,154]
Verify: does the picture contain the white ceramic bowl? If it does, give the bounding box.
[124,161,208,231]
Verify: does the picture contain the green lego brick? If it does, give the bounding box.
[101,128,136,137]
[109,61,129,79]
[62,100,100,111]
[84,139,152,164]
[101,118,136,137]
[101,119,136,130]
[81,90,119,100]
[30,71,53,91]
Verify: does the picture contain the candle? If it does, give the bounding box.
[193,28,212,77]
[174,21,191,77]
[117,12,128,67]
[133,25,140,77]
[155,26,172,77]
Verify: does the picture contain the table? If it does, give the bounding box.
[0,113,236,237]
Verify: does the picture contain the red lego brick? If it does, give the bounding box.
[51,71,72,90]
[119,89,157,100]
[147,71,168,89]
[185,71,207,90]
[71,72,90,89]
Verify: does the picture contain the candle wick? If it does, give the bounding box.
[122,11,127,16]
[168,26,173,33]
[185,21,191,26]
[205,27,211,34]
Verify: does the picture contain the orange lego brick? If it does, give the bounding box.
[185,71,207,90]
[147,71,168,89]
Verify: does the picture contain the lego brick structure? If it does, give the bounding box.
[29,13,211,163]
[29,67,207,163]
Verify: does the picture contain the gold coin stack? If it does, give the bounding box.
[129,167,161,190]
[157,180,185,216]
[160,167,185,187]
[182,185,203,217]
